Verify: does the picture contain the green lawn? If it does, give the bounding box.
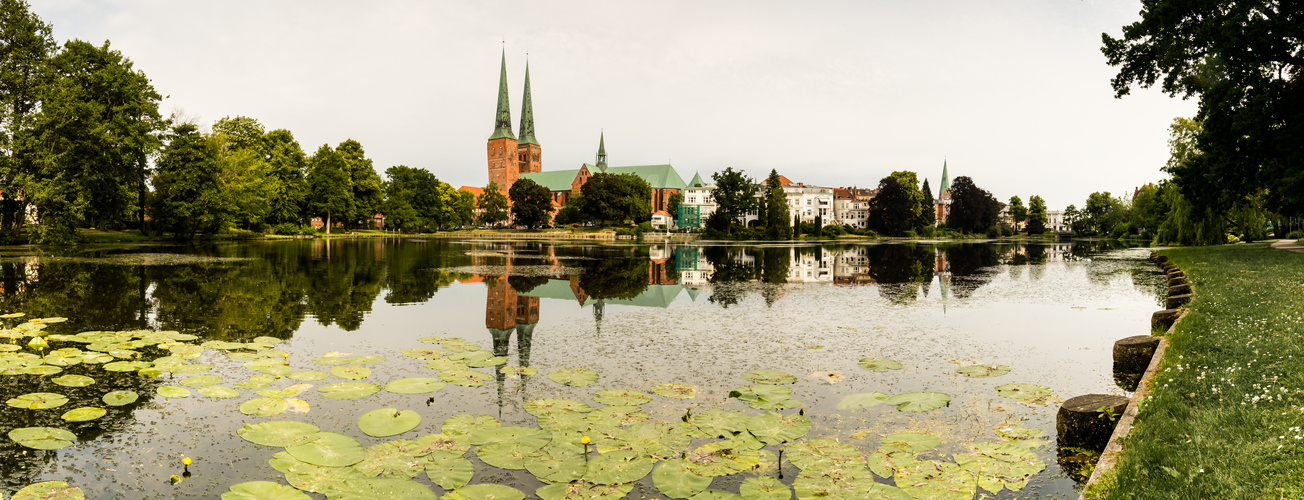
[1089,243,1304,498]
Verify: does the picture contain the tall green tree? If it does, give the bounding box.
[946,176,1000,233]
[29,40,164,243]
[1026,195,1048,234]
[575,172,652,226]
[151,123,227,238]
[619,173,652,223]
[336,139,382,228]
[1103,1,1304,217]
[212,116,271,230]
[868,176,914,235]
[1007,196,1027,231]
[306,144,352,234]
[0,0,55,239]
[383,165,441,233]
[263,129,307,225]
[508,177,551,229]
[1079,191,1125,236]
[666,191,683,219]
[476,182,509,227]
[919,178,936,229]
[710,167,756,231]
[763,169,790,240]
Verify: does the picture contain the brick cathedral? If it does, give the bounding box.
[485,49,541,193]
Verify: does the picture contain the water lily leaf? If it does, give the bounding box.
[651,384,698,399]
[536,480,634,500]
[994,383,1055,405]
[448,350,491,364]
[601,422,692,458]
[687,409,751,438]
[467,356,506,368]
[584,450,655,484]
[739,477,790,500]
[879,432,940,453]
[385,377,447,394]
[51,374,95,387]
[239,421,322,447]
[954,442,1045,493]
[742,369,797,385]
[690,491,746,500]
[8,392,69,409]
[180,374,222,387]
[786,438,864,471]
[426,358,470,371]
[683,440,760,477]
[102,390,138,406]
[442,414,500,437]
[883,392,951,412]
[240,397,289,416]
[411,433,471,456]
[867,449,916,479]
[103,360,151,372]
[353,441,425,479]
[653,458,711,499]
[0,312,24,318]
[439,370,492,387]
[536,410,591,433]
[401,348,447,360]
[286,431,366,467]
[358,408,421,437]
[586,405,650,427]
[857,358,902,372]
[524,449,588,484]
[424,454,474,490]
[592,389,653,406]
[287,398,311,413]
[470,426,552,448]
[23,364,61,375]
[996,427,1043,441]
[13,481,85,500]
[956,364,1011,378]
[548,367,599,387]
[441,484,524,500]
[499,365,537,377]
[332,478,439,499]
[281,461,370,495]
[417,336,459,344]
[236,374,276,389]
[792,474,909,500]
[746,411,812,445]
[9,427,76,449]
[249,364,292,377]
[476,441,541,469]
[288,371,329,381]
[730,384,799,409]
[524,398,593,417]
[836,392,889,410]
[349,355,386,365]
[221,480,311,500]
[894,460,974,500]
[61,407,106,422]
[312,354,356,366]
[331,365,372,380]
[437,341,482,353]
[319,382,382,399]
[171,363,214,374]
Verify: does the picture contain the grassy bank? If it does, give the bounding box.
[1089,243,1304,498]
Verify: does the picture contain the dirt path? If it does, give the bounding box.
[1270,239,1304,252]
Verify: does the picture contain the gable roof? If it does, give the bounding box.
[688,172,706,187]
[458,186,484,197]
[603,164,687,190]
[519,169,582,191]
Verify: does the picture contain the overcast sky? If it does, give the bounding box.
[36,0,1194,210]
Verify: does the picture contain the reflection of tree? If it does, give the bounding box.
[507,274,549,295]
[937,243,1001,299]
[577,253,650,301]
[867,244,935,304]
[703,246,758,308]
[384,241,470,304]
[759,248,790,307]
[304,241,385,331]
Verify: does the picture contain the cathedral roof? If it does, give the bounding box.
[489,49,516,141]
[517,60,538,146]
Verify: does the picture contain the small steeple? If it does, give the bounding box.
[489,48,515,141]
[595,131,607,171]
[517,58,538,146]
[688,171,705,188]
[938,159,950,196]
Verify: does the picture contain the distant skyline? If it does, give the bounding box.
[36,0,1195,210]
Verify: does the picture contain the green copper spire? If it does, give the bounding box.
[489,48,515,141]
[517,59,538,145]
[595,131,607,171]
[938,159,950,195]
[688,171,705,187]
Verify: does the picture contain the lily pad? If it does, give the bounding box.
[358,408,422,437]
[586,405,650,427]
[61,407,106,422]
[524,398,593,417]
[51,374,95,387]
[9,427,76,449]
[439,370,492,387]
[236,375,276,389]
[996,427,1044,441]
[956,364,1011,378]
[895,460,975,500]
[285,431,366,467]
[442,414,500,437]
[13,481,85,500]
[995,383,1055,405]
[739,477,790,500]
[288,370,329,381]
[683,440,761,477]
[7,392,69,409]
[238,421,322,447]
[221,480,311,500]
[653,458,712,499]
[857,358,902,372]
[319,382,382,400]
[180,374,223,387]
[883,392,951,412]
[240,397,289,417]
[353,441,426,479]
[102,390,138,406]
[441,484,524,500]
[593,389,653,406]
[742,369,798,385]
[536,480,634,500]
[548,367,599,387]
[879,432,941,453]
[385,377,447,394]
[524,450,588,484]
[330,364,372,380]
[730,384,799,409]
[466,356,507,368]
[198,386,241,398]
[746,411,812,445]
[425,454,474,490]
[690,491,746,500]
[476,442,541,469]
[585,450,655,484]
[401,348,447,359]
[836,392,890,410]
[333,478,439,499]
[426,358,470,371]
[687,409,751,438]
[651,384,698,399]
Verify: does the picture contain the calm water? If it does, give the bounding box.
[0,239,1164,499]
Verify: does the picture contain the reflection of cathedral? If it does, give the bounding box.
[484,274,538,359]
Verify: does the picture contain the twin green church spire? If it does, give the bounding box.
[488,49,538,145]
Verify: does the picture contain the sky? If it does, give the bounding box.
[34,0,1196,210]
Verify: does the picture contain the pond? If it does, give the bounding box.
[0,238,1164,499]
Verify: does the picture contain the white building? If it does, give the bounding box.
[832,187,873,229]
[1046,210,1067,233]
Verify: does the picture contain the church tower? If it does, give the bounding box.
[594,131,608,172]
[935,160,952,225]
[487,49,518,192]
[516,60,542,175]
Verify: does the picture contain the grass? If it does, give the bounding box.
[1087,243,1304,499]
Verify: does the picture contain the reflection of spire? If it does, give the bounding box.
[593,300,605,336]
[934,248,951,313]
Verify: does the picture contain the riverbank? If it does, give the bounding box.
[1086,242,1304,498]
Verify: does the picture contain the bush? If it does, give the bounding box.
[272,223,299,235]
[822,225,844,238]
[638,221,653,233]
[985,227,1001,238]
[918,226,935,238]
[301,226,320,236]
[1285,230,1303,239]
[903,230,917,238]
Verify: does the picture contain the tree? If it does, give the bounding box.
[667,191,683,219]
[577,173,626,225]
[0,0,55,239]
[868,176,914,235]
[710,167,756,228]
[306,144,352,234]
[1008,196,1027,231]
[1103,1,1304,217]
[336,140,382,229]
[212,116,272,230]
[383,165,442,233]
[1080,191,1125,236]
[947,176,1000,233]
[151,123,227,238]
[919,178,936,229]
[1063,204,1079,231]
[263,129,307,225]
[452,189,475,229]
[763,170,790,240]
[476,182,509,227]
[619,173,652,223]
[29,39,165,243]
[814,214,823,237]
[509,178,551,229]
[1026,195,1048,234]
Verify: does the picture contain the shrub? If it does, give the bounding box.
[272,223,299,235]
[903,230,917,238]
[985,227,1001,238]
